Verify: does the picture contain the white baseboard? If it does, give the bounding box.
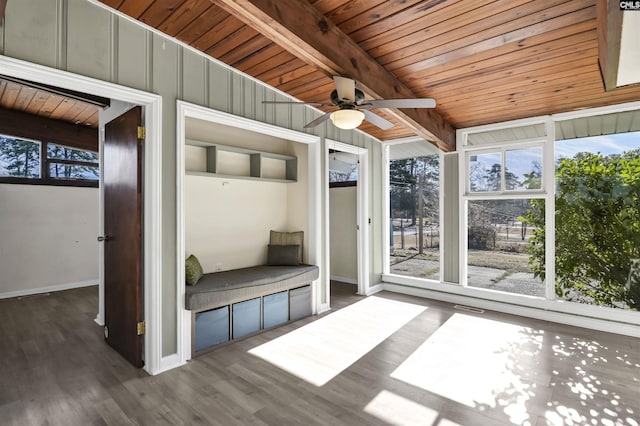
[330,275,357,285]
[0,280,98,300]
[382,283,640,338]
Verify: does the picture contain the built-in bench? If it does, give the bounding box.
[186,264,319,354]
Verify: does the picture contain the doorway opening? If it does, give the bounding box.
[325,140,370,301]
[0,56,163,374]
[176,100,322,362]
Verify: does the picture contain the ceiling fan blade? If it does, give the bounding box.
[364,98,436,109]
[262,100,328,106]
[361,109,394,130]
[304,112,332,128]
[333,76,356,102]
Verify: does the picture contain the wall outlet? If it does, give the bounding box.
[215,263,222,272]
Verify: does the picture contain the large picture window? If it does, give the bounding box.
[550,132,640,310]
[389,154,440,281]
[459,111,640,314]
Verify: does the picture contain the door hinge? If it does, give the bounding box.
[137,321,146,336]
[137,126,146,139]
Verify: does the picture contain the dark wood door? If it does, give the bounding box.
[103,106,144,368]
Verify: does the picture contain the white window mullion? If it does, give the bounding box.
[544,117,556,301]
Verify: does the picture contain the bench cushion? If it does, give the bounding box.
[185,264,319,311]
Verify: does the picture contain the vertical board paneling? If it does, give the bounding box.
[231,72,243,117]
[3,0,59,68]
[290,101,307,130]
[443,153,459,283]
[274,95,290,129]
[264,90,275,124]
[152,33,179,356]
[253,85,267,123]
[208,64,230,112]
[116,17,149,91]
[66,0,111,82]
[181,48,206,105]
[243,79,256,120]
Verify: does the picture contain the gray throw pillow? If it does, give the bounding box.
[270,230,304,263]
[267,244,300,266]
[185,254,203,286]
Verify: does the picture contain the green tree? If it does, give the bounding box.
[0,136,40,177]
[389,156,439,225]
[524,150,640,310]
[48,144,99,179]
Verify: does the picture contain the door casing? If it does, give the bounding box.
[325,139,370,299]
[0,55,165,375]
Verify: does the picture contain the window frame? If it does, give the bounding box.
[0,135,99,188]
[383,148,443,284]
[459,117,553,301]
[464,140,546,197]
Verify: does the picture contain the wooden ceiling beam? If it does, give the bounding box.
[209,0,455,151]
[0,107,98,152]
[596,0,623,91]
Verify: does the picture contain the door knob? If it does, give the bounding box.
[97,235,111,242]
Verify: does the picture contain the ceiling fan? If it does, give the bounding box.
[262,76,436,130]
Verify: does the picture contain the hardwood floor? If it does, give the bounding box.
[1,283,638,426]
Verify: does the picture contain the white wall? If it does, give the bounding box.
[0,184,99,297]
[185,138,310,272]
[329,186,357,282]
[185,176,288,272]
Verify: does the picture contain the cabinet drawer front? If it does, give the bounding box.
[195,306,229,352]
[289,285,312,321]
[232,298,261,339]
[263,291,289,329]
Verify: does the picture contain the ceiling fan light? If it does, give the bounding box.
[330,109,365,129]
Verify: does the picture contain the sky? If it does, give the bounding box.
[555,131,640,159]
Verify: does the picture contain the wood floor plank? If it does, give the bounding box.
[1,283,638,425]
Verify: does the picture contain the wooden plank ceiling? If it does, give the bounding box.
[0,77,100,129]
[100,0,640,149]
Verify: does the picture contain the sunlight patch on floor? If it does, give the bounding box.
[364,390,443,426]
[391,313,542,425]
[249,296,426,386]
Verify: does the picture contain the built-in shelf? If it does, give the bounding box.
[185,138,297,183]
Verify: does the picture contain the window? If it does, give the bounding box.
[329,151,357,186]
[0,133,98,187]
[0,135,41,178]
[466,198,545,296]
[552,131,640,310]
[462,122,547,298]
[47,144,99,181]
[389,155,440,281]
[467,146,542,193]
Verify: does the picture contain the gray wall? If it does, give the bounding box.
[0,0,382,357]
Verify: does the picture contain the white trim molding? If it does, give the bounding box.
[330,275,357,285]
[0,280,98,300]
[382,281,640,338]
[176,101,321,363]
[0,55,164,376]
